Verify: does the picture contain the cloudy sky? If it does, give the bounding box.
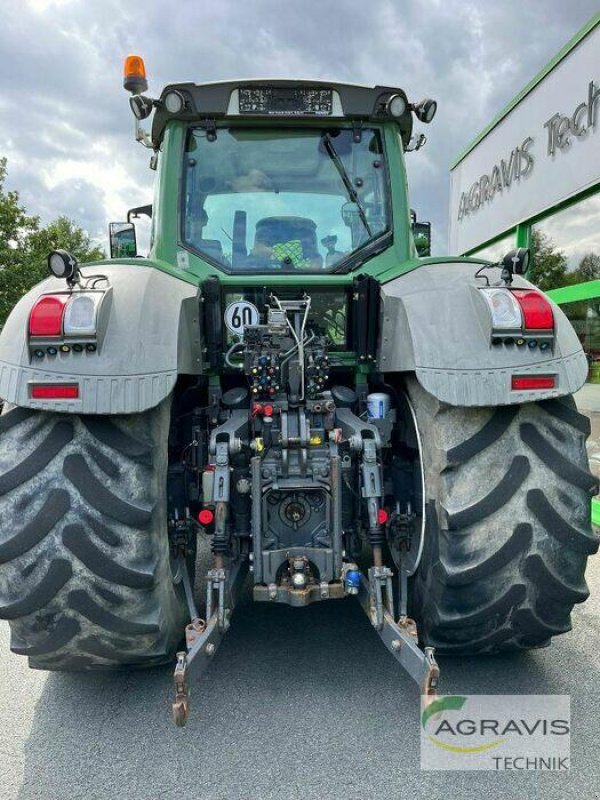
[2,0,598,255]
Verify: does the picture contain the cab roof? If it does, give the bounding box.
[151,79,413,148]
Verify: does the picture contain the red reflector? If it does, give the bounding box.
[30,383,79,399]
[377,508,389,525]
[29,295,67,336]
[511,376,555,391]
[264,404,274,417]
[198,508,214,526]
[512,290,554,330]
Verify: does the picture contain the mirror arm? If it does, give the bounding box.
[134,117,153,149]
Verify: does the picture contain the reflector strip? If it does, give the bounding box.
[30,384,79,399]
[198,508,214,525]
[511,376,555,391]
[377,508,389,524]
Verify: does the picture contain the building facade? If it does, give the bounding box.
[449,13,600,520]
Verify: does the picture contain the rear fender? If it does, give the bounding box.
[0,263,201,414]
[378,261,587,406]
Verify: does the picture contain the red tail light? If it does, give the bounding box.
[30,383,79,399]
[512,290,554,330]
[29,295,68,336]
[511,375,555,391]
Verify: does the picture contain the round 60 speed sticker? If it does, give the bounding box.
[224,300,259,335]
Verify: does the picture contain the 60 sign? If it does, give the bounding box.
[224,301,260,335]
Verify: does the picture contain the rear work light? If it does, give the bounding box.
[29,295,68,336]
[511,290,554,330]
[30,383,79,399]
[511,375,556,391]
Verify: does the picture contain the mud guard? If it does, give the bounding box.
[0,263,201,414]
[378,261,587,406]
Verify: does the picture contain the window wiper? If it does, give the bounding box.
[321,133,372,238]
[331,229,391,273]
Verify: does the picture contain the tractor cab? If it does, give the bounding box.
[117,57,437,277]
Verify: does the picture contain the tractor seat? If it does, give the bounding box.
[252,216,323,269]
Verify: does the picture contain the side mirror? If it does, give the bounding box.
[501,247,530,276]
[127,204,153,222]
[109,222,137,258]
[411,217,431,257]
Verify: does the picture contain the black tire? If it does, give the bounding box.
[0,400,189,670]
[405,378,600,654]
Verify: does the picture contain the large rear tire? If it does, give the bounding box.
[405,378,599,654]
[0,400,189,670]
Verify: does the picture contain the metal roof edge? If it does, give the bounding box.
[546,279,600,305]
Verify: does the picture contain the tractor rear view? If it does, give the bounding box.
[0,57,597,727]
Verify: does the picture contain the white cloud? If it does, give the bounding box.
[26,0,77,12]
[2,0,599,255]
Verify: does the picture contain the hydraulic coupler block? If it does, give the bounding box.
[248,353,281,399]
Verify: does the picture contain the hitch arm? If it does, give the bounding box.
[172,556,249,727]
[357,574,439,698]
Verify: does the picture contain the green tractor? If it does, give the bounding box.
[0,56,597,726]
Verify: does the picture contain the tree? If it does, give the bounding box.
[527,228,569,291]
[28,216,104,279]
[0,159,104,326]
[576,252,600,282]
[0,158,40,325]
[0,157,38,270]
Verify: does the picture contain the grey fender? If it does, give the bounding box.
[378,261,587,406]
[0,263,201,414]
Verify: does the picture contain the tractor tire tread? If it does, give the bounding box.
[407,380,598,654]
[0,400,188,670]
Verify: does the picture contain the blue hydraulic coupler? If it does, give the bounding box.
[344,569,361,595]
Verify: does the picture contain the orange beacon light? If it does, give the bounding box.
[123,55,148,95]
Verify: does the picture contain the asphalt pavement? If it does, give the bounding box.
[1,555,598,800]
[0,397,599,799]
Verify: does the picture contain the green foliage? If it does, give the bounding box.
[414,232,430,257]
[528,230,600,292]
[560,253,600,322]
[0,159,104,326]
[576,252,600,282]
[528,228,570,292]
[28,216,104,276]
